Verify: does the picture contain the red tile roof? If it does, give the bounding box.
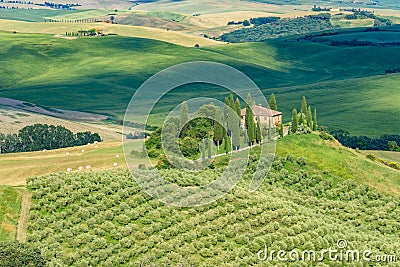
[240,105,282,117]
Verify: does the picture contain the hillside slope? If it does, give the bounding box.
[24,134,400,266]
[0,32,399,135]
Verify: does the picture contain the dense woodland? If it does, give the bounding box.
[331,129,400,151]
[220,14,336,43]
[0,124,101,154]
[0,241,45,266]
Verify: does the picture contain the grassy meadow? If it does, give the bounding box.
[0,186,21,241]
[0,31,399,135]
[278,134,400,196]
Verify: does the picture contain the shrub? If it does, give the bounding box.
[296,156,307,167]
[320,131,334,140]
[388,162,400,170]
[366,154,376,161]
[286,153,295,162]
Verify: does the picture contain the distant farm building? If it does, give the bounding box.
[240,104,282,126]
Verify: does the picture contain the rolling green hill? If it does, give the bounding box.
[0,9,85,22]
[21,134,400,266]
[0,31,399,135]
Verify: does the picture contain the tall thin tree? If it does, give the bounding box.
[269,93,277,111]
[292,109,298,133]
[313,108,318,131]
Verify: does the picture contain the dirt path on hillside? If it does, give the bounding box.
[16,188,31,242]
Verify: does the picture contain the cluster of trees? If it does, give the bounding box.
[0,0,33,2]
[37,1,81,9]
[250,16,280,26]
[25,151,400,266]
[329,40,400,47]
[0,241,45,267]
[331,130,400,151]
[227,17,280,27]
[146,93,280,167]
[0,5,20,8]
[385,67,400,74]
[312,5,331,12]
[220,14,336,43]
[290,96,317,134]
[0,124,101,154]
[126,132,147,140]
[227,20,248,26]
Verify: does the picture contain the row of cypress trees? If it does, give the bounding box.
[291,96,318,133]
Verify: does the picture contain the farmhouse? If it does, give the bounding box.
[240,104,282,126]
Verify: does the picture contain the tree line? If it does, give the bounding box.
[0,124,101,154]
[331,129,400,151]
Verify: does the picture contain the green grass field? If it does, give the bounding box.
[0,31,399,135]
[0,186,21,241]
[278,134,400,196]
[0,9,85,22]
[313,31,400,43]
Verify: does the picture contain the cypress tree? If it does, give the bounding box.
[229,94,235,109]
[279,123,284,138]
[227,105,236,137]
[299,112,304,126]
[235,98,241,117]
[223,134,231,154]
[306,106,313,128]
[224,97,229,120]
[232,115,240,150]
[292,109,298,133]
[245,105,255,145]
[269,93,277,111]
[313,108,318,131]
[213,109,224,149]
[255,119,262,144]
[301,96,307,115]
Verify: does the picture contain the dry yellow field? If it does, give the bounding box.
[0,107,124,140]
[0,140,149,186]
[0,19,222,47]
